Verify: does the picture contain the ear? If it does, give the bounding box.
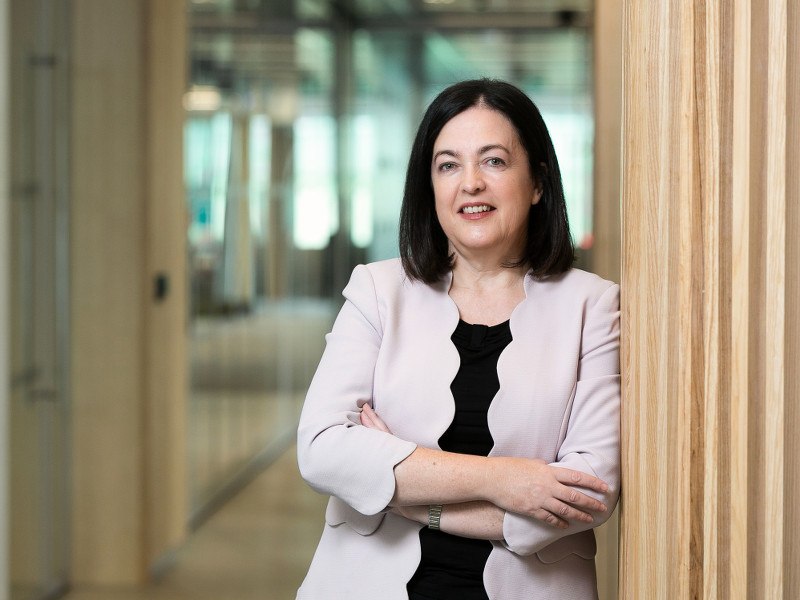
[532,162,547,205]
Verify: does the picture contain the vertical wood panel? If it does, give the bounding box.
[729,0,751,596]
[620,1,697,596]
[591,5,623,595]
[762,1,786,596]
[592,0,622,285]
[143,0,188,571]
[591,43,623,600]
[72,0,189,584]
[785,1,800,596]
[71,0,146,584]
[620,0,797,597]
[715,4,734,596]
[695,2,721,597]
[747,0,769,594]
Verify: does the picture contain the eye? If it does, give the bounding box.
[437,162,456,172]
[486,157,505,167]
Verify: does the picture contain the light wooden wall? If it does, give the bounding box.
[592,2,623,599]
[592,0,622,286]
[143,0,188,571]
[71,0,146,582]
[71,0,187,584]
[620,1,799,598]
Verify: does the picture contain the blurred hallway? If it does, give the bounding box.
[3,2,620,599]
[5,0,800,597]
[63,447,326,600]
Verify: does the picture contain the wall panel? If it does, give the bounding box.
[71,0,187,585]
[592,0,622,285]
[143,0,188,571]
[592,2,623,597]
[783,2,800,597]
[620,0,798,597]
[71,0,146,583]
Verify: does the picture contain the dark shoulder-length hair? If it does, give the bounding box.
[399,78,574,284]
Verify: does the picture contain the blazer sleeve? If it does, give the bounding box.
[502,282,621,557]
[296,264,418,516]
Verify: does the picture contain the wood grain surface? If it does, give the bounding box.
[620,1,798,597]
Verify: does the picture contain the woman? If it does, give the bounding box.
[296,79,620,600]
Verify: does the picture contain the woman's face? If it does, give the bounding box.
[431,105,541,265]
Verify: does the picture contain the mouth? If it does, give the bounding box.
[459,204,495,214]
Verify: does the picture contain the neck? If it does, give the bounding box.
[447,256,528,326]
[450,256,528,292]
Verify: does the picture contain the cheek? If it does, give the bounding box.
[432,182,452,213]
[431,177,452,198]
[508,201,533,232]
[432,195,448,228]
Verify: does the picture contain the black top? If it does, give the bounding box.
[406,319,513,600]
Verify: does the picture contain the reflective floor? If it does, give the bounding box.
[188,300,334,516]
[63,445,327,600]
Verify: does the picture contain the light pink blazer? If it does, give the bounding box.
[297,258,620,600]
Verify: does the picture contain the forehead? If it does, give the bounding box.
[433,106,521,150]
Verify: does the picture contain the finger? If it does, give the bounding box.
[360,404,391,433]
[556,484,608,513]
[542,498,594,524]
[368,408,391,433]
[533,508,569,529]
[360,410,376,428]
[552,467,610,494]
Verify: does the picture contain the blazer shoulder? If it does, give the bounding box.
[537,268,618,303]
[356,258,429,301]
[341,259,411,326]
[343,259,403,294]
[361,258,406,288]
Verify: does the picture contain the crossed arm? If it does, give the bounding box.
[298,267,620,551]
[360,404,609,540]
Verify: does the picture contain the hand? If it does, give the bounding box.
[362,405,607,530]
[488,457,609,529]
[359,403,393,434]
[389,504,427,525]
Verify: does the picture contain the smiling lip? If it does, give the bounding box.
[459,203,495,219]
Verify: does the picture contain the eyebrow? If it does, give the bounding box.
[432,149,459,162]
[478,144,511,155]
[432,144,511,162]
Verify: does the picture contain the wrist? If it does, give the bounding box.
[395,504,428,525]
[478,455,502,503]
[428,504,443,530]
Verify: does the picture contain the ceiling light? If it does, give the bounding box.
[183,85,222,112]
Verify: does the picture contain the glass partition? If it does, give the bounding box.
[185,0,594,521]
[9,0,71,597]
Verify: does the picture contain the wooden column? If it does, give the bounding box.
[144,0,188,574]
[71,0,147,583]
[620,1,799,598]
[783,0,799,595]
[592,2,623,599]
[592,0,622,285]
[71,0,187,584]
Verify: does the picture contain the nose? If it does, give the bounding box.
[461,165,485,194]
